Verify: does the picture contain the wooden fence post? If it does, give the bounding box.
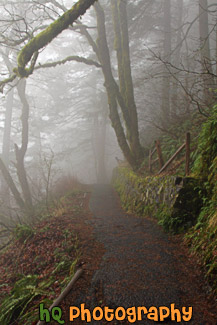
[149,149,152,173]
[185,132,191,176]
[157,142,186,175]
[155,140,164,169]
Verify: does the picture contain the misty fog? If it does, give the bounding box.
[0,1,217,324]
[0,0,216,232]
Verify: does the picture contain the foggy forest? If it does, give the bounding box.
[0,0,216,324]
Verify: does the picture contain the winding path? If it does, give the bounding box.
[76,184,216,324]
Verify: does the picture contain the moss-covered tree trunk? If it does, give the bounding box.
[94,2,136,168]
[93,2,144,169]
[111,0,144,164]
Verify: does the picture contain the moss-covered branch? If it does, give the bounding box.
[0,74,17,93]
[35,55,101,70]
[15,0,97,77]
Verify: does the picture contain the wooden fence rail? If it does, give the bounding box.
[149,132,191,176]
[149,140,164,173]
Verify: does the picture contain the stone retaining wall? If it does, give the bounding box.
[112,167,203,233]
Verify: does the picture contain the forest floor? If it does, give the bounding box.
[0,189,105,325]
[0,185,216,324]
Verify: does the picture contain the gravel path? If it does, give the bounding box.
[75,184,216,324]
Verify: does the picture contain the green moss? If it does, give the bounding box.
[14,224,35,243]
[185,105,217,294]
[16,0,97,77]
[113,157,217,293]
[113,167,202,234]
[168,178,204,232]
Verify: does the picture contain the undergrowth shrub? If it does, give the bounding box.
[0,275,48,324]
[14,224,35,243]
[0,187,84,324]
[186,105,217,294]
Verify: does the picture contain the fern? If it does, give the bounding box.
[14,224,35,243]
[0,275,47,325]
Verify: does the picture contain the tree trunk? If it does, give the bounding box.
[1,51,15,210]
[16,79,33,213]
[171,0,183,118]
[111,0,125,98]
[96,95,108,184]
[80,2,144,169]
[2,89,13,166]
[161,0,172,126]
[199,0,215,107]
[97,111,107,183]
[114,0,144,163]
[94,2,136,168]
[199,0,212,71]
[0,157,25,210]
[1,88,14,209]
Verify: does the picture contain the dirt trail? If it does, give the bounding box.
[84,184,216,324]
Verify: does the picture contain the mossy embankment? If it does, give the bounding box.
[112,168,203,234]
[112,106,217,295]
[186,106,217,294]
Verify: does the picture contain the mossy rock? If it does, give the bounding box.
[168,178,204,232]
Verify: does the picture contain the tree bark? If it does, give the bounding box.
[94,1,144,168]
[199,0,212,71]
[2,89,13,167]
[95,94,108,184]
[115,0,144,163]
[1,51,16,210]
[161,0,172,126]
[0,157,25,210]
[94,2,136,168]
[77,2,144,168]
[199,0,215,107]
[16,79,33,213]
[1,88,14,208]
[111,0,126,101]
[97,111,107,183]
[171,0,183,118]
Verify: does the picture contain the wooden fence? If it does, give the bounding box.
[149,132,191,176]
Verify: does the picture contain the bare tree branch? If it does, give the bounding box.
[35,55,101,70]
